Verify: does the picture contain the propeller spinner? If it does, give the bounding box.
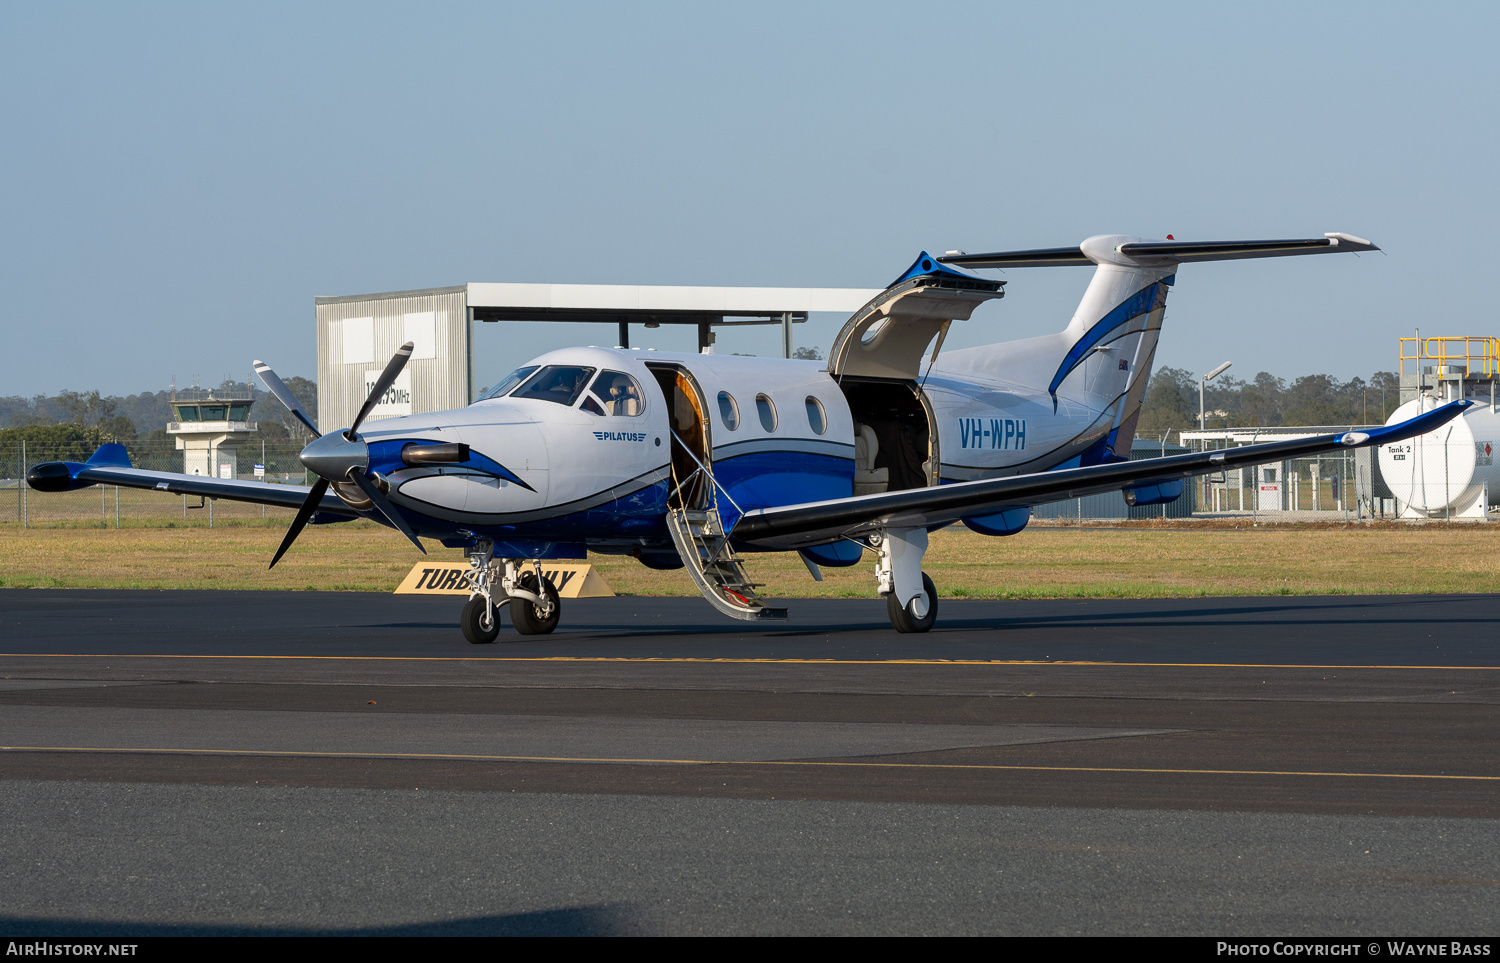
[256,342,426,568]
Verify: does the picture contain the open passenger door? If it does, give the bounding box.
[646,363,787,622]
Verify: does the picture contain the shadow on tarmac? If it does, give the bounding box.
[0,904,644,936]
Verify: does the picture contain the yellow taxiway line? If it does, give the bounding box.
[3,653,1499,670]
[2,745,1496,781]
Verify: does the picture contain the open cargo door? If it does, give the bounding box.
[829,253,1004,493]
[827,252,1004,381]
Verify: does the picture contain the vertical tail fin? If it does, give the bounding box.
[939,232,1377,461]
[1057,239,1177,457]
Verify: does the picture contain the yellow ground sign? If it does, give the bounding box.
[394,561,614,598]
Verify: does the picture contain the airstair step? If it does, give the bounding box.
[665,506,787,623]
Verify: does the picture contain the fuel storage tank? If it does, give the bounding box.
[1378,396,1499,518]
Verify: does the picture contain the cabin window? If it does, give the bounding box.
[587,370,646,416]
[512,365,597,406]
[718,391,740,430]
[478,366,538,401]
[805,396,827,435]
[581,396,606,416]
[756,394,777,432]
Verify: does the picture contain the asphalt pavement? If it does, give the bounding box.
[1,589,1496,935]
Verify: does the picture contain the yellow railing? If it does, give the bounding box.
[1399,336,1500,380]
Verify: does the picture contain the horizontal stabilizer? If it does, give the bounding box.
[940,247,1092,269]
[941,233,1378,269]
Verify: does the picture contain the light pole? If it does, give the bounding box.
[1200,361,1232,430]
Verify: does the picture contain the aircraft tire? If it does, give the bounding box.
[511,574,561,635]
[886,573,938,634]
[461,595,502,644]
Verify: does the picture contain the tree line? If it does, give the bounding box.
[1,378,318,456]
[4,366,1404,457]
[1136,367,1403,437]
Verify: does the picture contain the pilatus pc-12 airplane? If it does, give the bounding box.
[30,233,1470,640]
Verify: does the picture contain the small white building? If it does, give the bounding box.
[1178,425,1379,514]
[165,386,258,478]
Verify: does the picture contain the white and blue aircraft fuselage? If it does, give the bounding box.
[29,233,1470,640]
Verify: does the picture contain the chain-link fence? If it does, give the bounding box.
[1187,446,1401,520]
[2,443,307,527]
[0,440,1432,529]
[1033,441,1404,523]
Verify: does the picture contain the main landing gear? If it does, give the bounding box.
[459,540,562,644]
[872,527,938,633]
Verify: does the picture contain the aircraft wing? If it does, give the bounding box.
[731,401,1469,549]
[26,444,358,516]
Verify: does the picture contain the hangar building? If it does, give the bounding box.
[315,282,879,430]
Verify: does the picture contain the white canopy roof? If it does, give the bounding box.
[464,282,881,318]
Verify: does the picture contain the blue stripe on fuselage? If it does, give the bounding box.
[1047,278,1171,407]
[367,438,533,490]
[439,449,854,544]
[711,450,854,528]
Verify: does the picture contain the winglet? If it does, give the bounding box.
[1349,399,1473,446]
[86,443,133,468]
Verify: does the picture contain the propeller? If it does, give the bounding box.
[348,342,414,439]
[268,477,329,569]
[256,343,426,568]
[252,360,319,438]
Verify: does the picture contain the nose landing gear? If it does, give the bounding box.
[461,594,502,645]
[510,572,561,634]
[459,540,562,643]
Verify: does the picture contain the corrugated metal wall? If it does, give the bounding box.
[1031,439,1196,520]
[315,287,469,431]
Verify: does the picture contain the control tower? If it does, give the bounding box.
[165,385,258,478]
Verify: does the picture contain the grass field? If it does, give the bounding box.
[1,519,1495,598]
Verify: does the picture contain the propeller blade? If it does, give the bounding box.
[348,342,414,437]
[254,360,320,439]
[269,477,330,569]
[348,470,426,555]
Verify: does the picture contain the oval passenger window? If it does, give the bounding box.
[718,391,740,430]
[756,394,777,432]
[805,396,826,435]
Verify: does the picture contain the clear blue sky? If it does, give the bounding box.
[3,2,1494,397]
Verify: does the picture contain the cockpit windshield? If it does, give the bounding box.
[477,366,538,401]
[510,365,597,406]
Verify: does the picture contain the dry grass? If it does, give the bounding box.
[1,520,1495,598]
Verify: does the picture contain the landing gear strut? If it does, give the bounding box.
[460,541,562,642]
[873,527,938,633]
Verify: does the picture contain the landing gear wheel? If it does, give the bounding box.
[886,573,938,634]
[510,573,561,635]
[461,595,501,644]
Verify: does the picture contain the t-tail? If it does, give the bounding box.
[940,232,1378,459]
